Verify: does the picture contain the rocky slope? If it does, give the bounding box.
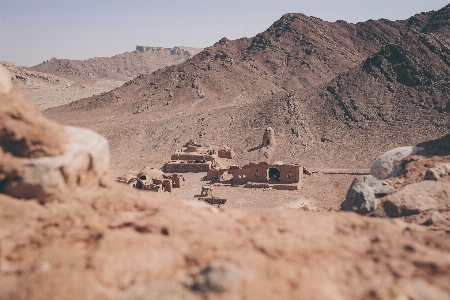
[44,5,450,176]
[1,67,450,300]
[0,61,70,89]
[32,46,203,83]
[3,46,203,111]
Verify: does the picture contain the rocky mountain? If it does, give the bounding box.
[0,61,70,89]
[32,46,203,83]
[2,46,203,111]
[44,5,450,176]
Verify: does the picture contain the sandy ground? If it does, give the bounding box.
[21,80,124,110]
[166,172,354,211]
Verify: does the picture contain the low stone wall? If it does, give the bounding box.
[244,182,299,190]
[218,149,234,159]
[272,184,299,191]
[170,153,214,162]
[165,162,211,173]
[198,197,227,205]
[244,182,270,189]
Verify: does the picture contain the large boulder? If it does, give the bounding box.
[2,126,109,202]
[425,163,450,181]
[0,65,67,159]
[370,146,424,180]
[0,65,109,203]
[380,181,450,217]
[0,64,13,93]
[341,175,393,213]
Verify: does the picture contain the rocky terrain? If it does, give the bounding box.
[32,46,203,83]
[44,5,450,178]
[2,4,450,299]
[3,46,202,110]
[1,66,450,300]
[0,61,70,89]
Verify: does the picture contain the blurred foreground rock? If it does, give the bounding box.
[0,65,108,203]
[2,125,109,202]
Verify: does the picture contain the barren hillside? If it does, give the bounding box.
[4,46,202,110]
[32,46,203,83]
[44,6,450,176]
[0,61,70,89]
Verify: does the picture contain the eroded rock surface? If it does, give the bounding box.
[344,137,450,232]
[380,181,447,217]
[341,175,393,213]
[0,66,108,202]
[370,146,424,180]
[0,66,67,158]
[425,163,450,181]
[2,126,109,202]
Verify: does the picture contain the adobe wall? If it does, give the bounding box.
[230,163,301,184]
[207,169,234,181]
[207,163,302,184]
[171,153,215,162]
[165,161,212,173]
[218,149,234,159]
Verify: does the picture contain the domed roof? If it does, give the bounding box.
[137,167,164,181]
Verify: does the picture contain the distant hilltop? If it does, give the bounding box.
[135,45,201,56]
[29,45,203,83]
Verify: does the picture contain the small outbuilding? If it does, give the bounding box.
[262,127,276,147]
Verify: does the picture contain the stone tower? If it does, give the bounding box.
[262,127,276,147]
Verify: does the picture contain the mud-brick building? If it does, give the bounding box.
[207,162,303,189]
[116,167,185,193]
[164,141,234,173]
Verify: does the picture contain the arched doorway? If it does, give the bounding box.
[267,168,280,182]
[134,180,143,189]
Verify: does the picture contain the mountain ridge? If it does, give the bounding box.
[31,45,203,83]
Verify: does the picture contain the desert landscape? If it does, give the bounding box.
[1,3,450,300]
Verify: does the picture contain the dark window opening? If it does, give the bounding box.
[135,181,143,189]
[267,168,280,182]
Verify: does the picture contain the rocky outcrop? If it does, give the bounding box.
[343,137,450,232]
[380,181,446,217]
[32,46,203,82]
[0,65,108,203]
[0,66,67,159]
[370,146,424,180]
[2,126,109,203]
[341,175,393,213]
[0,64,12,93]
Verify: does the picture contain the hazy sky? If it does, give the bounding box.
[0,0,448,66]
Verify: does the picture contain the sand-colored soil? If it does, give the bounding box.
[20,80,124,110]
[167,172,355,211]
